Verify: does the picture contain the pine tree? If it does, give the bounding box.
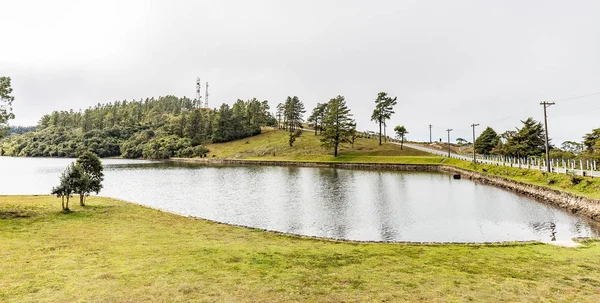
[321,95,355,157]
[474,127,499,154]
[371,92,397,145]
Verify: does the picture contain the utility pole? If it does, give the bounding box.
[429,124,432,143]
[471,123,479,163]
[446,129,453,157]
[541,101,555,173]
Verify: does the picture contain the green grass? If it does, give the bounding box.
[2,195,600,302]
[205,128,431,159]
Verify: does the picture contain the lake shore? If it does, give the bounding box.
[169,157,600,222]
[2,195,600,302]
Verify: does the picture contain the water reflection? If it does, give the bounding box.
[1,157,599,243]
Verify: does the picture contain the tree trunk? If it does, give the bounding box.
[80,195,85,206]
[401,136,404,150]
[334,142,339,157]
[65,196,70,211]
[61,196,65,210]
[379,121,382,145]
[384,123,387,143]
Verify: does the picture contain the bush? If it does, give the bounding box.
[294,129,302,138]
[570,174,584,185]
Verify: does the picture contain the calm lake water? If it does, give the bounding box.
[1,157,598,242]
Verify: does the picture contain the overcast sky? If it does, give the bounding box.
[2,0,600,144]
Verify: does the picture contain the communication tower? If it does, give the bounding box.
[204,82,209,109]
[195,77,202,108]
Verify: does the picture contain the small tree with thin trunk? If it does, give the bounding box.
[371,92,397,145]
[394,125,408,150]
[51,163,83,211]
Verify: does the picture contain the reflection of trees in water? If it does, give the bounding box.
[317,168,352,239]
[374,172,399,241]
[528,221,558,241]
[282,167,303,233]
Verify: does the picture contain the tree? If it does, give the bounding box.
[0,77,16,138]
[283,96,305,132]
[561,141,583,155]
[474,127,499,154]
[583,128,600,152]
[394,125,408,150]
[503,118,546,158]
[371,92,397,145]
[51,162,84,211]
[321,95,355,157]
[456,138,469,146]
[307,103,328,135]
[75,151,104,206]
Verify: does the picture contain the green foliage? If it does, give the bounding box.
[0,76,16,138]
[307,103,328,135]
[371,92,397,145]
[75,152,104,206]
[491,118,546,158]
[51,153,105,209]
[321,95,356,157]
[280,96,305,132]
[474,127,499,154]
[1,96,272,159]
[394,125,408,149]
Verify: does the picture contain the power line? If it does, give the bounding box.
[550,91,600,102]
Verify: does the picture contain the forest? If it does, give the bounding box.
[0,96,276,159]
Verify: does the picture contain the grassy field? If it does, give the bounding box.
[205,128,432,160]
[2,196,600,302]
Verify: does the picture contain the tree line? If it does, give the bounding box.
[0,96,276,159]
[474,118,600,161]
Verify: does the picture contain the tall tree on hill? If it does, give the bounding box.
[307,103,328,135]
[283,96,305,132]
[371,92,397,145]
[0,76,16,138]
[321,95,355,157]
[394,125,408,150]
[474,127,499,154]
[276,103,284,129]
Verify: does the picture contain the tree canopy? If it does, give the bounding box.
[474,127,499,154]
[0,77,16,138]
[321,95,356,157]
[394,125,408,150]
[0,96,275,159]
[371,92,397,145]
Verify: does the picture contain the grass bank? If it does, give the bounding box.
[2,196,600,302]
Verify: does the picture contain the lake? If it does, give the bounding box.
[1,157,598,243]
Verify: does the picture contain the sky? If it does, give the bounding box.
[2,0,600,144]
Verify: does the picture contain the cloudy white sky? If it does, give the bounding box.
[2,0,600,144]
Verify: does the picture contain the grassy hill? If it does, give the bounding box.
[2,196,600,302]
[201,128,444,164]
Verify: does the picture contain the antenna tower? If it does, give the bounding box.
[204,82,209,109]
[195,77,202,109]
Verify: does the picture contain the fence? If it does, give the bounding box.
[399,142,600,177]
